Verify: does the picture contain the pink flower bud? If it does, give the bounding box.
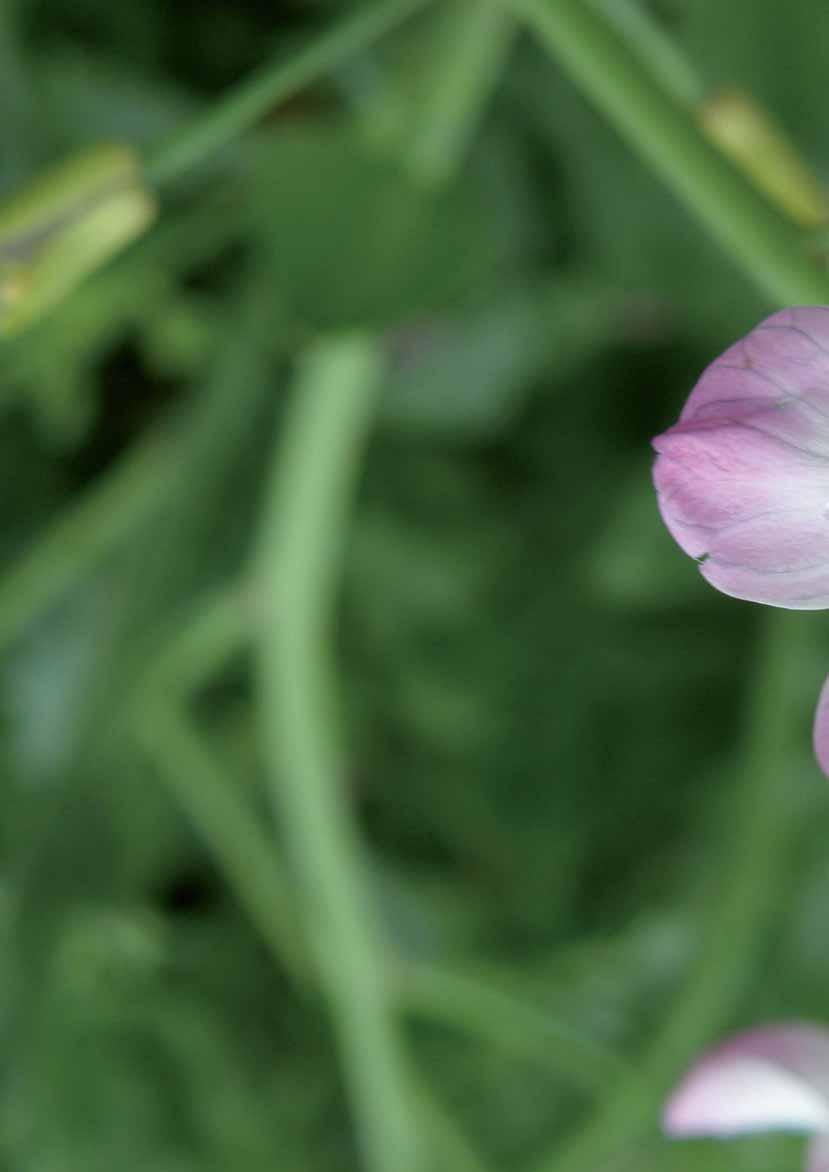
[653,309,829,778]
[654,308,829,609]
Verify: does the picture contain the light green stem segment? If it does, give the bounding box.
[513,0,829,305]
[394,960,628,1092]
[256,337,415,1172]
[254,7,511,1169]
[145,0,432,187]
[134,702,309,989]
[141,585,250,702]
[412,1072,495,1172]
[590,0,703,106]
[407,0,515,187]
[0,430,175,657]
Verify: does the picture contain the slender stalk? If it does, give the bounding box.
[393,960,628,1092]
[0,429,175,656]
[590,0,703,106]
[145,0,432,188]
[134,702,308,988]
[141,584,250,701]
[0,200,251,655]
[512,0,829,305]
[411,1071,496,1172]
[527,613,804,1172]
[406,0,515,187]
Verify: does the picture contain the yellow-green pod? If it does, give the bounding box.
[699,90,828,228]
[0,144,157,336]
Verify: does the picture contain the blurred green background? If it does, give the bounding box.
[2,0,829,1169]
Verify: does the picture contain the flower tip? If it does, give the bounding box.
[649,308,829,610]
[662,1028,829,1141]
[661,1090,694,1137]
[661,1074,729,1138]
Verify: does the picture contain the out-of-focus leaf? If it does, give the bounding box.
[508,52,769,340]
[251,124,515,329]
[34,51,197,148]
[382,278,647,438]
[586,468,710,608]
[382,290,546,438]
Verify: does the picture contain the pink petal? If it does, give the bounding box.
[813,677,829,778]
[653,307,829,608]
[664,1025,829,1138]
[809,1134,829,1172]
[683,308,829,424]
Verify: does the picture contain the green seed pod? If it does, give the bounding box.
[699,90,828,229]
[0,144,157,336]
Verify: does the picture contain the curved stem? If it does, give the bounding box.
[512,0,829,305]
[134,703,309,989]
[256,336,418,1172]
[145,0,432,188]
[394,960,628,1092]
[253,10,514,1167]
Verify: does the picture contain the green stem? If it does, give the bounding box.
[133,702,308,988]
[411,1071,496,1172]
[590,0,703,106]
[394,960,628,1092]
[144,0,432,188]
[406,0,515,187]
[256,336,417,1172]
[0,429,175,657]
[253,12,514,1167]
[527,612,805,1172]
[512,0,829,305]
[141,584,250,702]
[0,201,255,655]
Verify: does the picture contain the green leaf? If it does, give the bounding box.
[251,124,510,329]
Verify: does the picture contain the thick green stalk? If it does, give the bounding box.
[145,0,432,187]
[512,0,829,305]
[256,337,414,1172]
[254,9,512,1169]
